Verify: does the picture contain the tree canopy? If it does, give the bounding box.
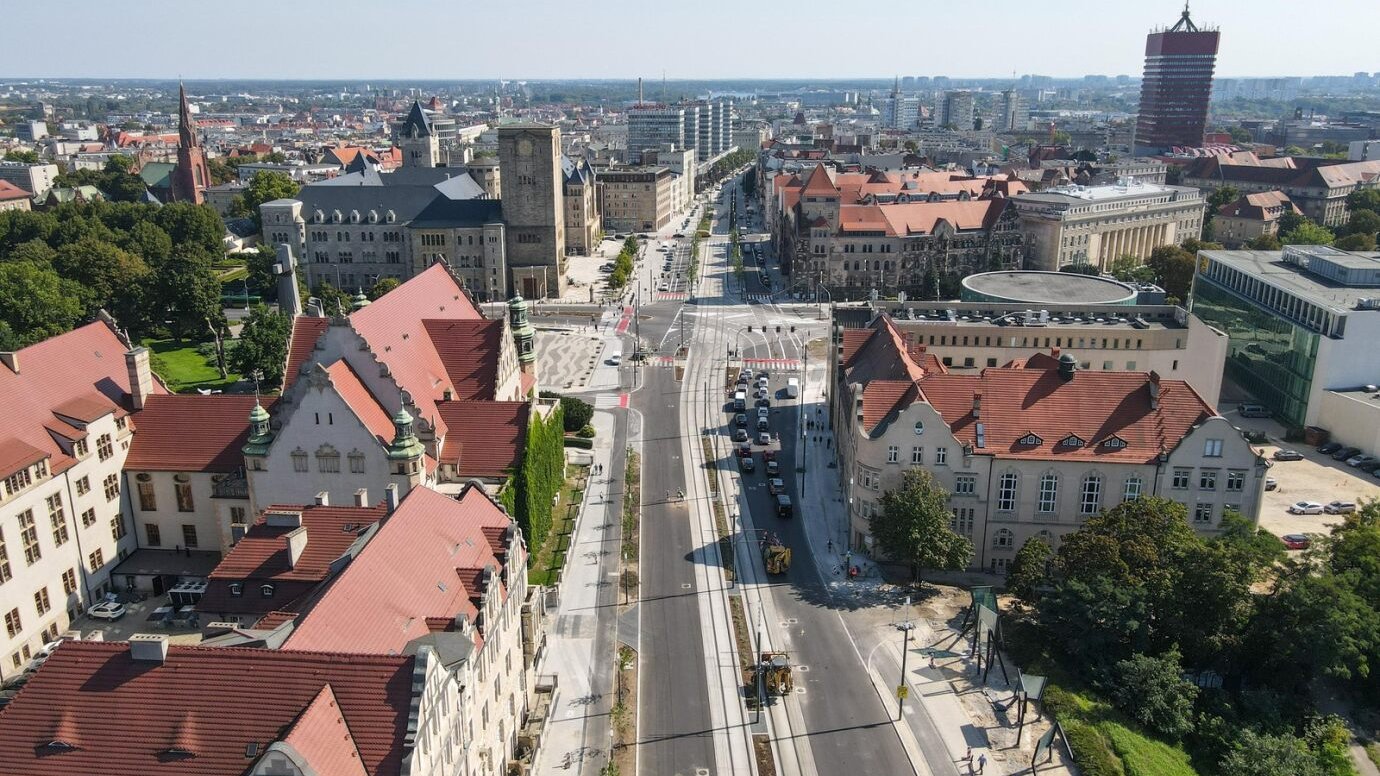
[241,171,300,228]
[872,468,973,582]
[1144,244,1196,300]
[229,305,291,388]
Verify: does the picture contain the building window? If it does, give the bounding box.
[75,476,90,496]
[74,438,88,457]
[182,525,198,549]
[34,587,50,616]
[911,446,923,465]
[1172,468,1191,489]
[996,473,1018,512]
[1124,476,1143,502]
[992,528,1014,550]
[96,433,113,461]
[47,494,68,547]
[4,467,33,497]
[1080,475,1102,515]
[137,478,156,511]
[261,584,275,598]
[887,445,899,464]
[18,510,40,565]
[1018,433,1043,446]
[1204,439,1223,457]
[950,508,975,537]
[111,513,127,541]
[88,549,104,573]
[1226,470,1245,492]
[229,582,243,597]
[1038,474,1058,513]
[954,474,976,495]
[80,507,96,528]
[1200,470,1217,490]
[62,568,77,595]
[292,449,308,472]
[174,475,194,513]
[230,507,247,524]
[0,529,9,584]
[4,608,20,638]
[935,447,947,465]
[145,523,161,547]
[103,474,119,502]
[1194,503,1214,524]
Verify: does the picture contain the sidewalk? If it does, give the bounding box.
[531,409,620,776]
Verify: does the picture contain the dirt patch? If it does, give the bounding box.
[610,645,638,775]
[753,734,778,776]
[729,594,755,690]
[622,449,640,564]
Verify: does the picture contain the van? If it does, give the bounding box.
[1238,403,1270,418]
[785,378,800,399]
[775,494,793,518]
[733,391,747,411]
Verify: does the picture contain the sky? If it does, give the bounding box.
[4,0,1377,81]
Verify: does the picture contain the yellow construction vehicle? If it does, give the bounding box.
[761,533,791,574]
[758,652,794,697]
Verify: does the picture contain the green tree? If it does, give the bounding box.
[1343,208,1380,238]
[242,245,279,303]
[1282,220,1335,246]
[154,203,225,260]
[1346,188,1380,215]
[0,261,87,345]
[1248,564,1380,685]
[1145,245,1196,299]
[1059,262,1100,275]
[1111,649,1198,739]
[123,220,173,263]
[1218,729,1325,776]
[241,171,300,228]
[1336,232,1377,251]
[1227,126,1253,144]
[541,391,594,432]
[147,254,225,344]
[369,276,400,300]
[1005,537,1051,604]
[1208,185,1240,214]
[872,468,973,583]
[4,239,57,267]
[1277,209,1307,236]
[3,149,39,163]
[1107,254,1156,283]
[1247,233,1283,250]
[53,239,150,324]
[229,305,291,388]
[312,280,353,316]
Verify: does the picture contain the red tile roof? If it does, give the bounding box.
[284,485,512,654]
[436,400,529,478]
[0,641,413,776]
[51,394,115,424]
[800,164,837,196]
[283,317,329,390]
[0,179,32,201]
[0,321,164,479]
[838,199,1007,236]
[326,361,395,445]
[201,503,388,615]
[282,685,369,776]
[423,319,504,400]
[125,395,264,472]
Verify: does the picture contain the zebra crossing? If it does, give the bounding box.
[745,294,777,305]
[593,393,629,409]
[655,291,689,301]
[740,358,802,371]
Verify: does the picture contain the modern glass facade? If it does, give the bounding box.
[1192,280,1318,427]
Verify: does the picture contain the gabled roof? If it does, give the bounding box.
[423,319,504,400]
[435,400,529,478]
[284,486,512,654]
[0,179,32,200]
[398,100,432,139]
[126,395,263,472]
[0,641,413,776]
[325,361,394,445]
[281,685,369,776]
[283,317,330,390]
[800,163,837,195]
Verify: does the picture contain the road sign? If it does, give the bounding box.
[896,685,909,700]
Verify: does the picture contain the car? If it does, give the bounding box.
[754,388,768,400]
[1317,442,1344,455]
[1265,477,1278,491]
[1347,454,1377,468]
[762,449,777,462]
[757,432,771,445]
[757,377,769,388]
[658,283,670,291]
[735,413,747,427]
[737,443,752,458]
[1333,446,1361,461]
[766,460,781,476]
[768,477,786,495]
[756,397,771,408]
[1281,534,1312,550]
[733,428,749,443]
[757,370,770,379]
[673,233,685,238]
[740,456,755,473]
[607,353,622,366]
[1357,460,1380,473]
[599,263,615,272]
[756,418,769,432]
[1287,501,1324,514]
[1324,500,1357,514]
[757,407,770,419]
[1272,449,1304,461]
[1238,403,1271,418]
[87,601,127,621]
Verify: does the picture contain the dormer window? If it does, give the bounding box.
[368,209,379,223]
[1018,433,1043,446]
[260,584,275,598]
[350,209,361,224]
[1060,435,1086,448]
[1102,436,1127,450]
[385,209,396,223]
[229,582,243,597]
[331,209,343,223]
[313,209,324,223]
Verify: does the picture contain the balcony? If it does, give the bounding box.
[211,474,249,500]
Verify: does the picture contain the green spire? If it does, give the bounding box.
[508,295,535,365]
[386,407,425,460]
[242,400,274,456]
[351,289,371,310]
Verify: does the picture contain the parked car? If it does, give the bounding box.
[1357,460,1380,473]
[1317,442,1344,455]
[1346,454,1377,468]
[87,602,127,621]
[673,233,685,238]
[1288,501,1324,515]
[1333,447,1361,461]
[1324,500,1357,514]
[1272,449,1304,461]
[1281,534,1312,550]
[1265,477,1278,491]
[1238,403,1271,418]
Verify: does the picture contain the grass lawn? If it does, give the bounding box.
[144,338,242,394]
[527,467,587,586]
[1103,721,1197,776]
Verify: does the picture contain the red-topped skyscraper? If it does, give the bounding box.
[169,82,211,204]
[1133,4,1219,156]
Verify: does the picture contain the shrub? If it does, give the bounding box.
[1111,651,1198,740]
[577,424,596,439]
[1063,720,1126,776]
[564,437,593,449]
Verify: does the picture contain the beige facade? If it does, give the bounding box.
[1012,181,1205,271]
[497,124,567,299]
[599,166,675,232]
[563,160,601,256]
[409,222,509,302]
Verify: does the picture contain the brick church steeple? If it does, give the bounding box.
[170,82,211,204]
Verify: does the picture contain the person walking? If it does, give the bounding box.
[977,753,986,774]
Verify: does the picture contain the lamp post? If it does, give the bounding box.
[897,597,914,721]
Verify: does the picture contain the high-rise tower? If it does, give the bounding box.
[1133,5,1220,156]
[497,124,565,298]
[170,83,211,204]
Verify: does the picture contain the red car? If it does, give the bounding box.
[737,443,752,458]
[763,449,777,462]
[1281,534,1311,551]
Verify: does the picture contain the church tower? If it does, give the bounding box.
[497,123,566,298]
[170,83,211,204]
[397,101,439,168]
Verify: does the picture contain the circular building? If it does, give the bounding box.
[960,271,1138,306]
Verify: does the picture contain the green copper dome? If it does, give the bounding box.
[351,290,371,310]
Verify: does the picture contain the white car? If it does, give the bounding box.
[1287,501,1324,515]
[87,601,127,621]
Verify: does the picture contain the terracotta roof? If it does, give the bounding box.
[423,319,504,400]
[840,328,874,366]
[126,395,263,472]
[0,322,164,479]
[859,199,1006,236]
[0,179,32,200]
[282,685,369,776]
[326,361,395,445]
[0,438,48,481]
[283,317,329,390]
[436,400,528,478]
[0,641,413,776]
[800,163,837,195]
[1216,190,1299,221]
[284,485,512,654]
[51,394,115,424]
[200,503,388,615]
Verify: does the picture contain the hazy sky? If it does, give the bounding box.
[5,0,1377,81]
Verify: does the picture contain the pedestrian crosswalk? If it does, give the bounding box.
[655,292,689,301]
[741,358,802,371]
[652,356,678,367]
[593,393,629,409]
[745,294,776,305]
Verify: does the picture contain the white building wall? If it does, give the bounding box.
[1309,312,1380,427]
[126,471,249,553]
[1314,391,1380,459]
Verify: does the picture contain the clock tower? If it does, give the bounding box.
[497,124,566,299]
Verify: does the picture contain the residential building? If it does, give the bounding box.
[838,298,1228,405]
[14,120,47,141]
[937,91,975,131]
[496,124,567,298]
[733,124,769,152]
[1190,246,1380,427]
[1010,179,1206,270]
[599,166,675,232]
[994,89,1028,133]
[627,104,685,162]
[1179,153,1380,228]
[830,314,1266,570]
[1213,190,1300,247]
[0,318,153,681]
[1133,7,1220,155]
[683,99,734,159]
[170,83,212,205]
[562,156,601,255]
[880,81,921,130]
[0,180,32,212]
[0,161,58,201]
[643,144,696,215]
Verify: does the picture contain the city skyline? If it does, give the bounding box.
[3,0,1378,81]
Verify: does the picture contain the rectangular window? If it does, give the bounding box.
[1194,503,1213,524]
[230,506,247,524]
[954,474,976,495]
[61,567,77,595]
[0,528,9,584]
[292,451,308,472]
[4,467,33,497]
[88,549,103,573]
[103,474,119,501]
[1199,470,1218,490]
[318,453,340,473]
[34,587,50,616]
[75,476,90,496]
[96,433,113,461]
[47,494,68,547]
[111,513,127,541]
[911,446,923,465]
[887,445,899,464]
[1225,470,1245,492]
[138,481,157,511]
[1172,468,1191,489]
[349,453,366,474]
[175,481,194,512]
[1038,474,1058,513]
[949,508,974,537]
[80,507,96,528]
[1124,476,1143,502]
[935,447,948,465]
[1080,476,1102,515]
[74,438,88,457]
[4,608,20,638]
[145,523,161,547]
[1204,439,1223,457]
[182,525,198,549]
[18,510,40,565]
[996,473,1018,512]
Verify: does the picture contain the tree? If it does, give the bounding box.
[1107,254,1156,283]
[1335,232,1377,251]
[229,305,291,388]
[147,254,225,345]
[871,468,973,583]
[241,171,300,228]
[1111,650,1198,739]
[0,261,87,345]
[1218,730,1325,776]
[1247,233,1283,250]
[312,280,353,316]
[3,149,39,163]
[1059,262,1100,275]
[4,239,57,267]
[1006,537,1051,604]
[1227,126,1253,144]
[1342,208,1380,238]
[154,203,225,260]
[1145,245,1196,299]
[53,239,150,329]
[369,276,400,300]
[1346,188,1380,215]
[123,220,173,263]
[541,391,594,432]
[1277,209,1307,237]
[1281,220,1334,246]
[1208,185,1240,214]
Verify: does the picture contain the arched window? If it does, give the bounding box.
[993,528,1014,550]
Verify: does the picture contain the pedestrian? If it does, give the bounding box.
[977,753,986,774]
[827,540,834,553]
[965,747,973,766]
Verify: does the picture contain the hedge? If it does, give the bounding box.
[505,404,565,557]
[1063,720,1125,776]
[563,437,593,449]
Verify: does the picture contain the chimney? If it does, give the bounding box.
[1050,345,1060,359]
[129,633,168,663]
[0,352,17,373]
[972,391,983,418]
[384,483,400,513]
[264,509,302,528]
[285,526,308,569]
[1057,352,1077,382]
[125,347,152,410]
[353,488,369,507]
[314,491,329,506]
[1148,371,1162,409]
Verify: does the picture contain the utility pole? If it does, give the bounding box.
[897,598,913,721]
